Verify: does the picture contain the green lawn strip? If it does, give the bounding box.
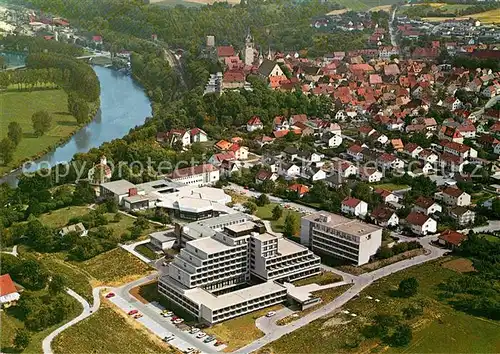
[373,183,410,191]
[262,259,500,353]
[135,244,162,260]
[0,292,82,354]
[293,271,343,286]
[52,305,175,354]
[0,89,79,175]
[37,206,90,229]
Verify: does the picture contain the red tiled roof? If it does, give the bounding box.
[415,196,436,209]
[440,140,470,153]
[256,169,273,181]
[247,116,263,126]
[371,205,395,221]
[439,229,467,246]
[342,197,361,208]
[406,212,430,226]
[212,152,236,162]
[217,46,235,57]
[348,144,363,154]
[223,70,245,83]
[169,164,218,179]
[442,187,464,198]
[288,184,309,195]
[0,274,18,297]
[375,188,392,199]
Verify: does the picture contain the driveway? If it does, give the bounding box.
[112,276,223,353]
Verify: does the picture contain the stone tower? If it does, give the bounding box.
[244,29,254,66]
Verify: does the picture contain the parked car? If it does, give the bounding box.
[105,292,115,298]
[190,328,200,334]
[183,348,194,354]
[204,336,215,343]
[128,310,138,315]
[196,332,206,339]
[162,311,173,317]
[133,314,143,319]
[162,261,168,266]
[163,334,175,342]
[171,316,179,321]
[215,340,224,347]
[266,311,276,317]
[173,318,184,324]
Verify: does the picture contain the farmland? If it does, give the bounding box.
[260,258,500,354]
[52,304,176,354]
[0,89,79,176]
[330,0,401,11]
[78,248,154,286]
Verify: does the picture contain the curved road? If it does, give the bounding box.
[42,287,103,354]
[234,237,446,354]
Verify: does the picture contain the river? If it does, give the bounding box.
[1,66,152,186]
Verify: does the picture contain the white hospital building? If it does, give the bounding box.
[158,214,321,325]
[300,212,382,266]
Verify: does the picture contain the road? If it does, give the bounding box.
[389,7,398,47]
[234,236,446,354]
[112,275,223,353]
[42,287,102,354]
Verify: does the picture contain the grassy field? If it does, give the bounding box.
[78,248,153,286]
[205,304,283,352]
[255,203,302,234]
[37,206,90,228]
[135,244,162,260]
[261,258,500,354]
[52,304,176,354]
[422,8,500,23]
[1,292,82,354]
[330,0,401,11]
[0,89,79,175]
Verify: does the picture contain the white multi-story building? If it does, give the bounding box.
[159,216,320,325]
[168,163,220,187]
[300,212,382,266]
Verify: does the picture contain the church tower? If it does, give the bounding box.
[244,29,255,66]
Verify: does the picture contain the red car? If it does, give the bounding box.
[128,309,138,315]
[171,316,179,321]
[105,292,115,298]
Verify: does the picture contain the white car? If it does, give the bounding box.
[190,328,200,334]
[173,318,184,324]
[196,332,206,339]
[266,311,276,317]
[163,334,175,342]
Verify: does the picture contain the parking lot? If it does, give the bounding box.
[108,291,226,353]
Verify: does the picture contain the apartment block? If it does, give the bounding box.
[300,212,382,266]
[159,216,320,325]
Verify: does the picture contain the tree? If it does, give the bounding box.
[0,138,15,165]
[256,194,270,207]
[13,329,31,350]
[72,181,95,205]
[49,274,67,295]
[272,204,283,220]
[283,213,299,238]
[243,201,257,214]
[7,122,23,146]
[398,277,419,297]
[15,259,49,290]
[31,110,52,136]
[388,324,412,346]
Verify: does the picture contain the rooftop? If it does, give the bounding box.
[100,180,136,196]
[304,212,381,238]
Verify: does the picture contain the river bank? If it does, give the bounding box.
[1,66,152,185]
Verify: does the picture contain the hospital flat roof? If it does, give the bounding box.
[303,211,381,237]
[188,236,233,254]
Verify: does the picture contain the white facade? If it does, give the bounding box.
[341,200,368,217]
[409,217,437,236]
[158,217,320,325]
[169,164,220,187]
[325,134,343,147]
[300,212,382,266]
[436,189,471,206]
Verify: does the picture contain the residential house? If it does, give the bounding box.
[288,183,309,198]
[304,167,327,182]
[405,212,437,236]
[449,206,475,226]
[371,205,399,227]
[341,197,368,217]
[168,163,220,187]
[258,59,285,82]
[438,229,467,249]
[220,160,240,177]
[279,162,301,179]
[208,152,236,166]
[322,132,343,148]
[436,187,471,206]
[358,168,383,183]
[377,153,404,170]
[0,274,21,308]
[214,139,233,151]
[391,139,404,151]
[403,143,423,159]
[374,189,399,204]
[442,97,462,111]
[59,223,87,237]
[418,149,439,164]
[332,160,358,178]
[413,196,442,215]
[347,144,364,161]
[440,140,477,159]
[439,126,463,144]
[228,144,249,160]
[247,116,264,132]
[273,116,290,131]
[255,169,278,184]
